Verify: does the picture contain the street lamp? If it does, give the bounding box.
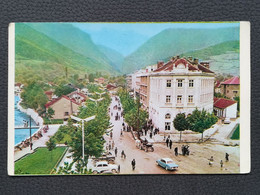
[23,116,32,150]
[70,115,96,163]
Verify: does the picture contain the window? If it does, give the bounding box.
[165,113,171,119]
[189,80,194,87]
[233,91,238,95]
[177,95,182,103]
[64,112,69,116]
[188,95,193,103]
[166,95,171,103]
[165,122,171,130]
[177,79,183,87]
[166,80,171,87]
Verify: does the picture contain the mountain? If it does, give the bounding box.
[97,45,124,71]
[15,23,117,83]
[121,27,239,73]
[180,41,240,76]
[26,23,115,71]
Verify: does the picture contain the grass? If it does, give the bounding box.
[15,147,67,175]
[43,117,64,124]
[231,124,240,140]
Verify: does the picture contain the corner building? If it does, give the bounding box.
[145,57,215,132]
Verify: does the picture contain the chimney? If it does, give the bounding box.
[200,62,210,69]
[157,61,164,69]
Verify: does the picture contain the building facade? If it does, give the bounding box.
[214,98,237,119]
[139,57,215,132]
[220,76,240,100]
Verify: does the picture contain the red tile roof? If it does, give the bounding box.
[106,84,117,90]
[153,58,214,73]
[214,98,237,109]
[44,91,53,95]
[66,91,87,101]
[221,76,240,85]
[215,80,221,88]
[45,95,80,108]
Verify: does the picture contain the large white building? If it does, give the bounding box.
[134,57,215,132]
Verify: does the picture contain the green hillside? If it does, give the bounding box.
[26,23,113,70]
[97,45,124,71]
[180,41,239,60]
[15,23,117,83]
[121,27,239,73]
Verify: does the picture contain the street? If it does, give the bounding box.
[104,96,240,174]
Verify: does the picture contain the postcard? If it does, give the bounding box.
[8,22,250,175]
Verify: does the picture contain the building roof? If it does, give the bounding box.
[153,58,214,73]
[215,80,221,88]
[106,84,117,90]
[221,76,240,85]
[214,98,237,109]
[45,95,80,108]
[44,91,53,95]
[66,91,87,100]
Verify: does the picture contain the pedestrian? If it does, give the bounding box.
[182,145,185,155]
[174,147,178,156]
[30,142,33,150]
[169,139,172,149]
[166,137,169,147]
[131,159,136,170]
[209,156,214,162]
[220,160,223,168]
[225,153,229,162]
[150,132,152,139]
[112,141,115,149]
[115,147,118,157]
[109,143,111,150]
[121,150,125,159]
[118,164,120,173]
[120,130,123,136]
[122,122,125,127]
[110,131,113,139]
[106,144,109,151]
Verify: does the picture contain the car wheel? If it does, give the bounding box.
[111,169,117,174]
[93,170,98,174]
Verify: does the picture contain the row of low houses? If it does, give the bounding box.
[44,83,118,120]
[127,56,239,132]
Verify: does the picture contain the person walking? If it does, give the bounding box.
[220,160,223,168]
[225,153,229,162]
[166,137,169,147]
[174,147,178,156]
[112,141,115,149]
[110,131,113,139]
[115,147,118,157]
[120,129,123,136]
[131,159,136,171]
[118,164,120,173]
[169,139,172,149]
[150,132,152,139]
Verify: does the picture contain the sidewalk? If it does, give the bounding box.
[14,124,61,161]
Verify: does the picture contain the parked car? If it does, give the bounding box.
[156,158,178,171]
[92,151,116,163]
[92,161,118,174]
[224,117,231,124]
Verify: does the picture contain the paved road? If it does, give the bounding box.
[105,96,175,174]
[105,96,240,174]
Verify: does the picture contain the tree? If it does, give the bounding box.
[234,96,240,112]
[46,138,56,161]
[89,73,95,82]
[54,85,75,97]
[188,108,218,141]
[47,107,55,122]
[173,113,190,141]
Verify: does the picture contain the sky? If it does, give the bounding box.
[74,22,240,56]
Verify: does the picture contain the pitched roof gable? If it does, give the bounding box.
[221,76,240,85]
[214,98,237,109]
[45,95,80,108]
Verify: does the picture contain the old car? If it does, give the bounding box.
[136,137,154,152]
[92,151,116,163]
[92,161,118,174]
[156,158,178,171]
